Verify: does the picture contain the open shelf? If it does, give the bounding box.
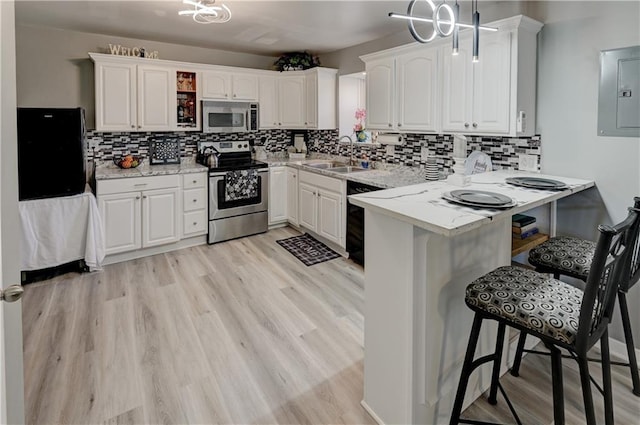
[511,233,549,257]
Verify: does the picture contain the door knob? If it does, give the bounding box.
[1,285,24,303]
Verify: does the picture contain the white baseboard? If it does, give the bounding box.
[360,400,384,425]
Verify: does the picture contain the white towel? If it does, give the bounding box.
[19,192,106,272]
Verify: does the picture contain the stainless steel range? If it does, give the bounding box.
[197,141,269,244]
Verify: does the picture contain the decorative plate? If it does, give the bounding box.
[150,138,180,165]
[465,151,492,175]
[505,177,568,190]
[443,190,516,209]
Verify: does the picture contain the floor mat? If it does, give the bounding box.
[276,233,340,266]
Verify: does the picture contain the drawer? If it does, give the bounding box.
[97,174,180,195]
[183,188,207,212]
[182,173,207,189]
[183,210,207,236]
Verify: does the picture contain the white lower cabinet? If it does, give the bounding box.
[182,173,208,237]
[268,166,288,225]
[298,170,345,248]
[97,175,181,255]
[286,167,299,225]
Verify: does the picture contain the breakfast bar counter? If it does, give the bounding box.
[348,170,594,425]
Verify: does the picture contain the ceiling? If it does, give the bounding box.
[14,0,433,56]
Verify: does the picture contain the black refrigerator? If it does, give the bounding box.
[17,107,87,201]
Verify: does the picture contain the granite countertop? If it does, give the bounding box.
[348,170,595,237]
[95,158,208,180]
[262,153,431,189]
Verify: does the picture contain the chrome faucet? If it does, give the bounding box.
[339,135,354,165]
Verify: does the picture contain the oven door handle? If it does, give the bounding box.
[209,168,269,178]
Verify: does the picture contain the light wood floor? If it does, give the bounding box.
[22,227,640,424]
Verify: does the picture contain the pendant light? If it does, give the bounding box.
[452,0,459,55]
[472,0,480,62]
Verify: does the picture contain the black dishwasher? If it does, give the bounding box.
[346,181,383,266]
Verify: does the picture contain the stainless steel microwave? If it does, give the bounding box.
[202,100,259,133]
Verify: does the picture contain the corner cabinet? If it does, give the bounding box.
[361,15,542,136]
[298,170,345,248]
[97,175,181,255]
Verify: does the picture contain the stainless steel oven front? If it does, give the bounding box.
[208,168,268,243]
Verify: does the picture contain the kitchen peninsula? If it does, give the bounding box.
[348,170,594,424]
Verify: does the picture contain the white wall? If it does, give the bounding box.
[338,74,365,138]
[15,24,277,129]
[535,1,640,346]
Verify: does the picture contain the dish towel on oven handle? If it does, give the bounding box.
[225,169,259,201]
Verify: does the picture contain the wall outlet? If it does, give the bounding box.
[421,146,429,161]
[386,144,395,156]
[518,154,538,172]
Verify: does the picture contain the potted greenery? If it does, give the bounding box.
[274,51,320,72]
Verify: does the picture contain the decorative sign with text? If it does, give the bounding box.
[107,44,159,59]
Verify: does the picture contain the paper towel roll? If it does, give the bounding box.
[377,133,403,145]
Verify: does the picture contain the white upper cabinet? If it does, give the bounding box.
[137,66,173,131]
[365,58,395,130]
[94,62,137,131]
[442,31,511,134]
[361,15,542,136]
[258,75,279,129]
[93,59,172,132]
[279,75,306,128]
[396,48,439,132]
[202,71,258,101]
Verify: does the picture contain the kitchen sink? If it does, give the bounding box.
[330,166,367,173]
[303,161,348,169]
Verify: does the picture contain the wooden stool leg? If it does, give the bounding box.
[577,354,596,425]
[547,344,565,425]
[488,322,506,405]
[619,292,640,396]
[600,330,614,425]
[510,331,527,377]
[449,313,484,425]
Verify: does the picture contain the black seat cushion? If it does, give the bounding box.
[466,266,584,345]
[528,236,595,280]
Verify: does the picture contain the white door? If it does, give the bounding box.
[99,192,142,254]
[202,71,231,99]
[279,75,306,128]
[298,182,317,231]
[317,189,342,246]
[142,187,180,248]
[365,58,395,130]
[95,62,137,131]
[472,31,512,134]
[137,65,173,131]
[0,2,26,422]
[442,40,473,133]
[268,167,287,225]
[286,168,299,225]
[305,72,318,128]
[259,75,279,129]
[397,48,439,132]
[231,74,258,100]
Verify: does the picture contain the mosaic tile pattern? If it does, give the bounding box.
[308,133,541,173]
[88,129,540,174]
[87,129,294,161]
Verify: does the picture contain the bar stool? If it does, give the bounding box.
[512,197,640,397]
[449,208,639,425]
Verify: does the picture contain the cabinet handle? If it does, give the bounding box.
[136,196,141,200]
[398,123,402,127]
[472,122,478,128]
[388,123,392,127]
[305,122,308,125]
[192,199,197,203]
[131,125,135,129]
[134,183,148,187]
[464,123,470,128]
[279,122,282,125]
[193,222,197,226]
[225,93,229,97]
[143,195,147,199]
[192,179,197,184]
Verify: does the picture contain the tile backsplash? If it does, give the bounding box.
[88,129,540,172]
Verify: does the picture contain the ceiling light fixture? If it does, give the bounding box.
[179,0,231,24]
[389,0,497,61]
